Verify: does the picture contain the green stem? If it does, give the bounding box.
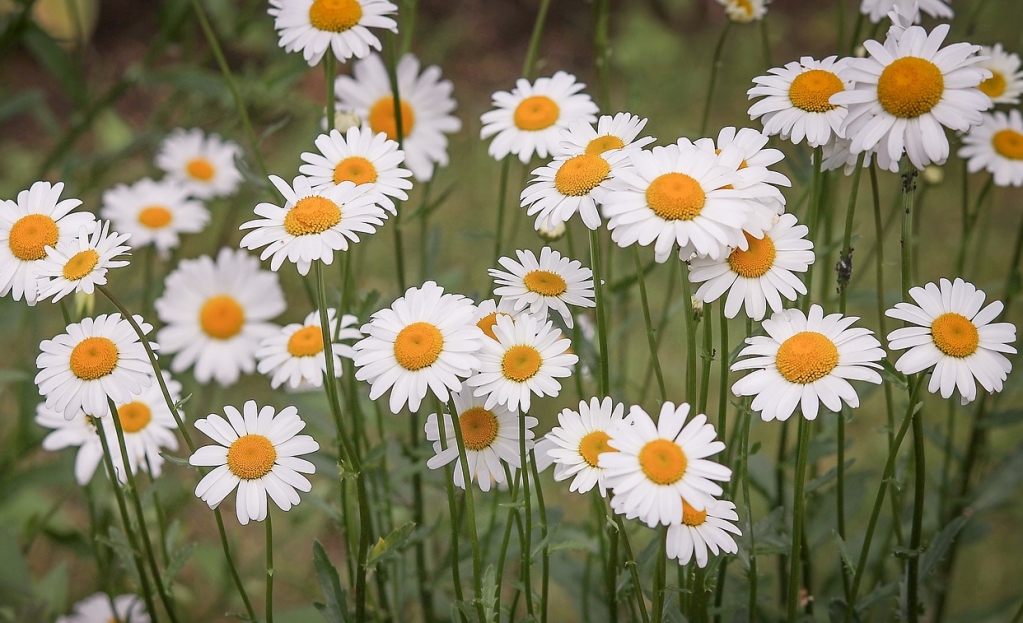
[787,417,812,622]
[698,301,714,415]
[449,401,487,623]
[651,527,667,623]
[700,22,732,135]
[740,357,757,623]
[490,159,512,288]
[522,0,553,78]
[383,35,408,293]
[439,430,468,623]
[613,514,650,623]
[801,146,825,312]
[494,465,522,622]
[759,17,772,69]
[632,246,666,400]
[718,305,729,450]
[325,54,336,131]
[529,451,550,623]
[900,170,918,298]
[213,509,259,622]
[589,229,612,394]
[680,262,699,402]
[907,406,925,623]
[410,409,436,623]
[265,511,274,623]
[593,0,612,110]
[517,411,535,618]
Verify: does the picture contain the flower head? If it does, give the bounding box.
[666,498,741,567]
[859,0,952,24]
[716,0,768,22]
[544,396,626,496]
[959,109,1023,187]
[268,0,397,66]
[490,247,595,328]
[256,309,361,389]
[748,56,850,148]
[36,221,131,302]
[155,128,242,199]
[100,177,209,258]
[56,593,149,623]
[976,43,1023,105]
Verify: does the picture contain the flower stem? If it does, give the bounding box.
[517,410,535,618]
[522,0,553,78]
[612,514,650,623]
[495,464,522,622]
[700,21,732,135]
[651,527,667,623]
[410,409,436,623]
[801,146,825,313]
[593,0,612,110]
[325,54,336,131]
[383,34,408,293]
[213,509,259,621]
[907,403,926,623]
[529,450,550,623]
[449,400,487,623]
[437,421,468,623]
[680,262,699,402]
[589,228,612,394]
[698,301,714,415]
[265,510,274,623]
[632,246,666,400]
[490,159,512,286]
[786,417,812,622]
[740,358,758,623]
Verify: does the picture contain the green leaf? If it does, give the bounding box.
[971,441,1023,512]
[832,532,856,577]
[920,514,969,579]
[366,521,415,568]
[33,560,68,619]
[807,459,856,494]
[20,24,85,105]
[312,540,349,623]
[162,542,196,591]
[0,529,32,606]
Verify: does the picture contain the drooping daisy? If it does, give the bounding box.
[155,128,243,199]
[155,248,286,387]
[0,180,95,305]
[665,498,741,568]
[35,313,155,420]
[886,278,1016,404]
[715,0,768,22]
[256,308,361,390]
[268,0,397,66]
[465,313,578,413]
[600,402,732,527]
[731,305,886,421]
[490,247,595,328]
[239,175,386,275]
[190,401,319,525]
[976,43,1023,105]
[959,110,1023,187]
[35,221,130,302]
[55,593,149,623]
[352,281,483,414]
[480,71,599,164]
[859,0,951,24]
[473,298,519,341]
[299,126,413,214]
[748,56,849,148]
[832,23,991,171]
[335,53,462,182]
[556,112,656,157]
[424,388,534,492]
[689,213,815,321]
[544,396,625,496]
[100,177,209,258]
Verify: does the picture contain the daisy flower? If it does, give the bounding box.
[37,402,107,485]
[36,221,131,302]
[155,128,243,199]
[886,278,1016,404]
[268,0,397,66]
[335,53,462,182]
[544,396,626,496]
[959,110,1023,187]
[100,177,209,258]
[556,112,656,157]
[465,313,578,413]
[0,180,95,305]
[56,593,149,623]
[299,126,413,214]
[665,498,741,568]
[190,401,319,525]
[155,248,286,387]
[692,127,791,218]
[859,0,951,24]
[748,56,849,148]
[35,313,155,420]
[716,0,768,22]
[352,281,483,414]
[256,308,361,390]
[239,175,386,275]
[424,388,534,492]
[976,43,1023,105]
[689,213,815,321]
[473,297,519,341]
[490,247,595,328]
[832,23,991,172]
[480,71,599,164]
[731,305,886,421]
[600,402,732,526]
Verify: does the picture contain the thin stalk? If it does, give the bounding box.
[490,159,512,284]
[522,0,553,78]
[265,511,274,623]
[449,401,488,623]
[900,170,918,298]
[847,11,864,55]
[590,490,616,623]
[325,54,336,131]
[698,301,714,415]
[740,365,757,623]
[907,407,925,623]
[787,417,812,622]
[593,0,612,110]
[213,509,259,622]
[529,451,550,623]
[436,409,468,623]
[494,465,522,622]
[759,18,772,69]
[718,305,729,453]
[700,22,732,135]
[612,514,650,623]
[517,411,535,618]
[633,246,666,400]
[651,527,667,623]
[383,35,408,292]
[1011,597,1023,623]
[589,229,612,393]
[801,146,825,312]
[410,409,436,623]
[680,263,699,402]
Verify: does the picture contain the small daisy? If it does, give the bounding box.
[56,593,149,623]
[689,213,815,321]
[473,298,519,341]
[239,175,386,275]
[268,0,397,66]
[336,53,462,182]
[666,498,741,568]
[480,71,599,164]
[886,278,1016,404]
[859,0,951,24]
[100,177,209,258]
[465,313,578,413]
[425,388,534,492]
[36,221,131,302]
[0,180,95,305]
[692,127,791,217]
[299,126,413,214]
[37,402,107,485]
[731,305,886,421]
[716,0,768,22]
[353,281,483,414]
[600,402,732,527]
[544,396,626,496]
[155,128,243,199]
[35,313,155,420]
[556,112,656,157]
[256,308,361,390]
[190,401,319,525]
[959,110,1023,187]
[976,43,1023,105]
[155,248,286,387]
[748,56,849,148]
[490,247,595,328]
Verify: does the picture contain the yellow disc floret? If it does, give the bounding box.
[992,129,1023,160]
[501,345,543,382]
[554,154,611,197]
[333,156,379,185]
[585,135,625,155]
[394,321,444,370]
[728,232,777,278]
[931,312,980,358]
[877,57,944,118]
[186,158,215,181]
[775,331,839,384]
[200,295,246,340]
[227,434,277,480]
[369,96,416,141]
[9,214,59,261]
[513,95,560,131]
[579,430,614,467]
[69,336,120,380]
[523,269,568,296]
[979,71,1007,99]
[682,500,708,526]
[287,325,325,357]
[646,173,706,221]
[118,402,152,433]
[459,406,500,451]
[477,312,506,341]
[284,196,342,236]
[308,0,363,33]
[788,69,844,113]
[63,249,100,281]
[138,206,173,228]
[638,438,688,485]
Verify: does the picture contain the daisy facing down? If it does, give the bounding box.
[490,247,595,328]
[268,0,397,66]
[544,396,626,496]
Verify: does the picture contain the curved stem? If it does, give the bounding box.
[632,246,666,400]
[213,509,259,621]
[613,515,650,623]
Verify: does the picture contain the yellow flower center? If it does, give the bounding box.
[117,401,152,434]
[477,312,508,341]
[732,0,754,16]
[727,232,776,278]
[393,321,443,370]
[682,500,708,527]
[287,325,325,357]
[138,206,173,229]
[992,128,1023,160]
[308,0,363,32]
[501,344,543,382]
[283,196,342,236]
[979,70,1006,99]
[788,69,844,113]
[333,156,378,185]
[459,406,500,451]
[775,331,839,384]
[554,153,611,197]
[579,430,614,467]
[585,135,625,155]
[186,158,215,181]
[8,214,59,261]
[523,269,568,296]
[63,249,100,281]
[638,438,688,485]
[646,172,706,221]
[368,96,416,141]
[877,57,944,118]
[931,312,980,358]
[69,336,119,380]
[200,295,246,340]
[513,95,560,131]
[227,434,277,480]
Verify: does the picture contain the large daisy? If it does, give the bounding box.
[36,221,131,303]
[544,396,625,496]
[56,593,149,623]
[958,110,1023,187]
[490,247,595,328]
[268,0,397,66]
[976,43,1023,105]
[155,128,243,199]
[748,56,850,148]
[100,177,209,258]
[665,498,741,568]
[256,308,361,390]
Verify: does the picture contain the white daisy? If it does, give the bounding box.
[35,313,155,420]
[100,177,209,258]
[155,248,286,387]
[958,110,1023,187]
[715,0,768,22]
[665,498,741,568]
[0,180,95,305]
[352,281,483,414]
[731,305,886,421]
[56,593,149,623]
[544,396,625,496]
[976,43,1023,105]
[425,387,534,492]
[692,127,791,217]
[886,278,1016,404]
[556,112,656,157]
[748,56,850,148]
[268,0,397,66]
[480,71,599,164]
[190,401,319,525]
[490,247,595,328]
[36,221,131,302]
[600,402,732,527]
[859,0,951,24]
[256,308,361,390]
[155,128,243,199]
[36,402,107,485]
[239,175,386,276]
[465,313,578,413]
[473,297,519,341]
[335,52,462,182]
[299,126,413,214]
